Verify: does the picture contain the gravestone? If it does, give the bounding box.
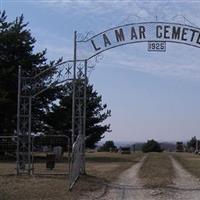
[53,146,63,161]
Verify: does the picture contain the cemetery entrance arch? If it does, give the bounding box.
[16,21,200,189]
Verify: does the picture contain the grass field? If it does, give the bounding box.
[85,152,143,181]
[139,152,175,188]
[0,152,143,200]
[172,152,200,179]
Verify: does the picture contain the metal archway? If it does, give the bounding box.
[76,22,200,60]
[16,21,200,190]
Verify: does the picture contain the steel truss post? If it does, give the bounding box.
[82,60,87,174]
[17,67,33,175]
[69,30,87,189]
[72,31,77,147]
[16,65,21,175]
[74,76,86,175]
[69,64,87,189]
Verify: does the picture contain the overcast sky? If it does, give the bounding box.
[2,0,200,143]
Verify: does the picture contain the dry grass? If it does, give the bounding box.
[85,152,143,182]
[139,152,174,188]
[172,152,200,178]
[0,152,143,200]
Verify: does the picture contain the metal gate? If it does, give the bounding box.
[17,53,87,189]
[16,30,105,189]
[69,134,84,190]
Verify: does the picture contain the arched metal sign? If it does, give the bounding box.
[15,21,200,190]
[77,22,200,59]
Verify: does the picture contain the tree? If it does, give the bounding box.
[45,82,111,148]
[187,136,200,152]
[142,139,163,153]
[0,11,62,135]
[98,141,117,152]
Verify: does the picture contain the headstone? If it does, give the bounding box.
[46,153,55,170]
[53,146,63,161]
[43,146,49,152]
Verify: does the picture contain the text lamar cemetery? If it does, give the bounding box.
[77,22,200,59]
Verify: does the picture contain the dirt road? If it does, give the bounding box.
[99,156,152,200]
[82,155,200,200]
[170,156,200,200]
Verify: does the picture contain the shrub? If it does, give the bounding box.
[142,139,163,153]
[98,141,117,152]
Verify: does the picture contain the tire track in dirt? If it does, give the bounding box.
[100,154,180,200]
[170,156,200,200]
[80,156,148,200]
[82,154,200,200]
[92,156,152,200]
[82,155,174,200]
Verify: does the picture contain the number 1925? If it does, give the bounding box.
[148,41,166,52]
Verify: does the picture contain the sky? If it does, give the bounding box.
[2,0,200,143]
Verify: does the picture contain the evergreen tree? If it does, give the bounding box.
[0,11,111,148]
[45,82,111,148]
[187,136,200,151]
[0,11,62,135]
[142,139,163,153]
